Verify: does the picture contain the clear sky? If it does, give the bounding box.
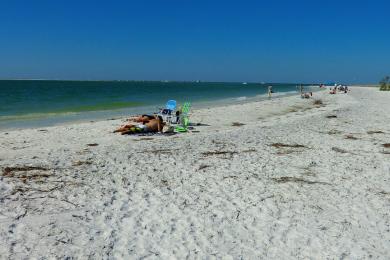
[0,0,389,83]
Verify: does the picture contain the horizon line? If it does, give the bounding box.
[0,78,359,85]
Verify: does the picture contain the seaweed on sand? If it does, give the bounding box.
[198,164,211,171]
[133,137,154,141]
[327,129,342,135]
[332,147,348,153]
[272,176,330,185]
[270,143,306,155]
[140,148,174,154]
[232,122,245,127]
[345,135,359,140]
[2,166,51,183]
[202,151,238,156]
[72,160,93,166]
[270,143,306,148]
[367,130,384,134]
[3,166,49,175]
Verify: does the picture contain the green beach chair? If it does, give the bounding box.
[181,102,191,117]
[175,102,191,132]
[175,116,190,132]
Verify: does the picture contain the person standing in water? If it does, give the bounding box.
[268,85,273,98]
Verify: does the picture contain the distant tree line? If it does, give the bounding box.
[380,76,390,91]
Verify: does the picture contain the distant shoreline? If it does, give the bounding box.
[0,81,317,130]
[0,78,319,84]
[0,88,306,131]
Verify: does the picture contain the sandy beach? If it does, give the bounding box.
[0,86,389,259]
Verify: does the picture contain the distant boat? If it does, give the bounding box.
[242,82,248,85]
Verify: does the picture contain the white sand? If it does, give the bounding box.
[1,87,390,259]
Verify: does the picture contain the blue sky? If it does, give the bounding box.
[0,0,389,83]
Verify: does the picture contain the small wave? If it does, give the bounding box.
[0,112,78,122]
[255,90,297,99]
[0,101,144,122]
[235,96,247,101]
[54,101,144,113]
[272,91,297,97]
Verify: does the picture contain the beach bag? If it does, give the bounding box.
[162,125,174,133]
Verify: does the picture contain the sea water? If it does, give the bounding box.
[0,80,315,129]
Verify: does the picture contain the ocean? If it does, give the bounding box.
[0,80,314,129]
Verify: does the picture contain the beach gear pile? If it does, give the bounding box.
[113,99,193,136]
[158,100,177,123]
[156,100,192,132]
[117,100,192,136]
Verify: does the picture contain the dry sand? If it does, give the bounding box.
[1,87,389,259]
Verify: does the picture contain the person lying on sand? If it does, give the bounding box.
[127,114,155,123]
[114,115,165,135]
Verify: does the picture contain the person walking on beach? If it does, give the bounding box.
[268,85,273,98]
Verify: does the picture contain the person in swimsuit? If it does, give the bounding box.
[126,114,155,123]
[268,86,273,98]
[114,115,165,135]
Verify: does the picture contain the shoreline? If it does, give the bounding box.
[1,86,389,258]
[0,87,315,132]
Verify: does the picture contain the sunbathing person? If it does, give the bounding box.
[115,115,165,135]
[127,114,155,123]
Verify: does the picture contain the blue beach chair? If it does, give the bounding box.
[158,100,177,123]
